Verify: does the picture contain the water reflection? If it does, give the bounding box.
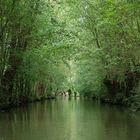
[0,98,140,140]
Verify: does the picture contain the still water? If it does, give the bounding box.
[0,98,140,140]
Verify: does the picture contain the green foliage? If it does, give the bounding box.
[0,0,140,110]
[20,46,71,98]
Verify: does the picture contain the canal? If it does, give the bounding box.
[0,98,140,140]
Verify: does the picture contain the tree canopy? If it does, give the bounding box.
[0,0,140,110]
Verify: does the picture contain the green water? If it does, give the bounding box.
[0,98,140,140]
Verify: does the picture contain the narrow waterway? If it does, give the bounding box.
[0,98,140,140]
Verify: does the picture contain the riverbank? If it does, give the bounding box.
[0,95,56,111]
[80,93,140,112]
[99,94,140,112]
[1,93,140,112]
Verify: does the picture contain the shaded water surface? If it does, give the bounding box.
[0,98,140,140]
